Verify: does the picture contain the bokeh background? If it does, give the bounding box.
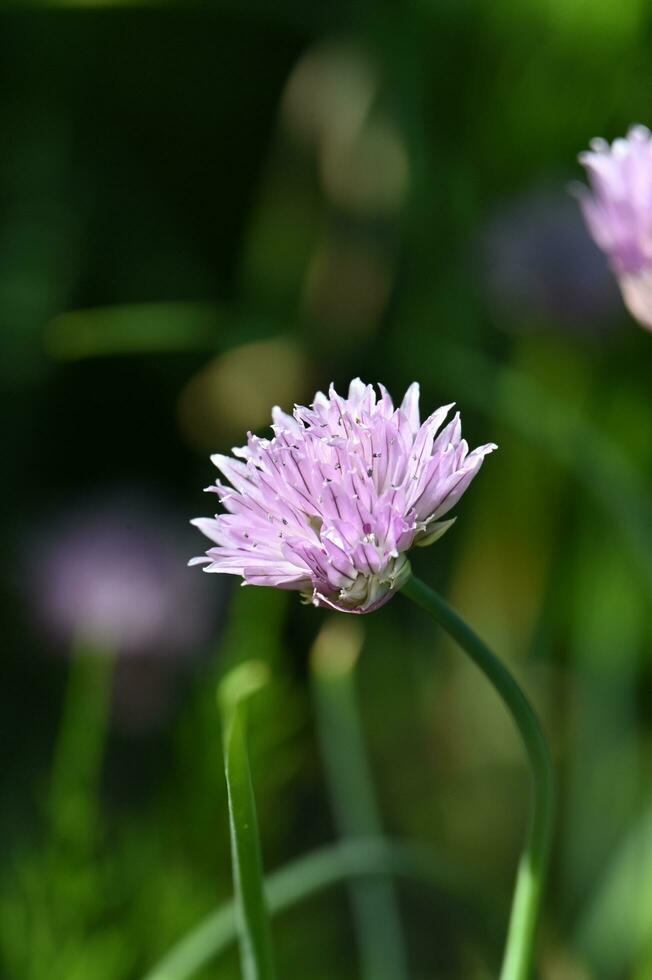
[2,3,652,979]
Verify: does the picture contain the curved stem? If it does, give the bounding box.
[401,574,555,980]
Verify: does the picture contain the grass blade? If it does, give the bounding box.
[49,641,114,852]
[219,661,277,980]
[142,837,481,980]
[310,617,410,980]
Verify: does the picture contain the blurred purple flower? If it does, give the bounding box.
[481,186,620,332]
[191,379,495,614]
[32,498,215,656]
[575,125,652,331]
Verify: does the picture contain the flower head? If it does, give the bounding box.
[191,380,496,614]
[575,124,652,330]
[31,497,216,655]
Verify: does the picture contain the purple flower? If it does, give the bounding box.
[32,498,215,656]
[191,380,496,614]
[575,125,652,331]
[481,187,620,333]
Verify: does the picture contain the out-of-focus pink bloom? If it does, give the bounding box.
[481,188,620,333]
[191,380,496,614]
[32,500,215,656]
[575,125,652,331]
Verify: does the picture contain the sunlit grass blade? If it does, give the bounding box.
[219,661,277,980]
[141,836,481,980]
[310,617,409,980]
[49,640,114,851]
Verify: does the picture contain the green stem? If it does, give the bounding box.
[49,640,114,851]
[401,574,555,980]
[310,620,409,980]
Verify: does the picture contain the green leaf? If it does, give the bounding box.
[219,662,277,980]
[141,836,480,980]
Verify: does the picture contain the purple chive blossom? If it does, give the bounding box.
[575,125,652,331]
[191,380,496,614]
[31,500,215,656]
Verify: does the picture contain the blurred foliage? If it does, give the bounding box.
[2,2,652,979]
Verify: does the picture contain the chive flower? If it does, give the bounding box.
[32,499,215,656]
[575,124,652,330]
[191,380,495,613]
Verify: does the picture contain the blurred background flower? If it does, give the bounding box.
[479,185,621,334]
[29,494,216,658]
[26,493,222,734]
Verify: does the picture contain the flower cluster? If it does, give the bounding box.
[576,124,652,330]
[191,380,495,614]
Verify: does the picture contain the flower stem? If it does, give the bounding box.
[49,640,114,852]
[401,574,555,980]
